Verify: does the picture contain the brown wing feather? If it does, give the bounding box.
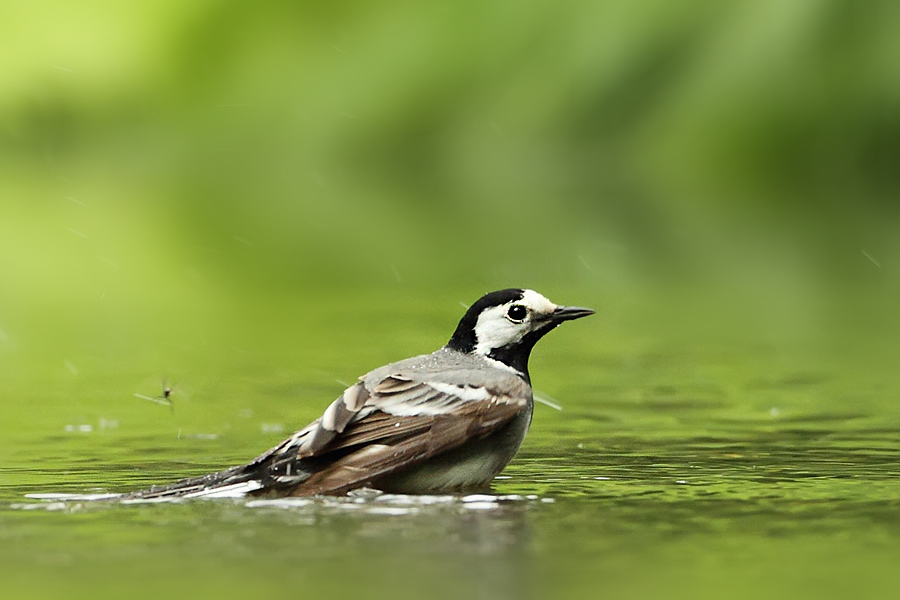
[289,398,523,495]
[323,412,435,450]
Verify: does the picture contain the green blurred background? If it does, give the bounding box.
[3,0,899,362]
[2,1,899,599]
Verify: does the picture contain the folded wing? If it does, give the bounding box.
[289,375,527,494]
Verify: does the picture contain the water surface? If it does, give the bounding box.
[1,298,898,600]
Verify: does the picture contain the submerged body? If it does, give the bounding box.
[128,289,592,499]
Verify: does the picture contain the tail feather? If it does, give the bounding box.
[124,465,251,500]
[125,450,320,500]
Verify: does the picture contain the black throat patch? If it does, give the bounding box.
[486,325,557,383]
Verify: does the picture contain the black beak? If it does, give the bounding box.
[551,305,595,323]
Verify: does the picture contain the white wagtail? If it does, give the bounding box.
[130,289,593,498]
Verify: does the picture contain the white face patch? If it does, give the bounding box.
[473,289,558,355]
[521,289,557,314]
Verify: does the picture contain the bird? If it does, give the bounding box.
[127,288,593,499]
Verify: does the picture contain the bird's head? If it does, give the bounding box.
[447,288,594,379]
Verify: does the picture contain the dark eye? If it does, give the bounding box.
[507,305,527,322]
